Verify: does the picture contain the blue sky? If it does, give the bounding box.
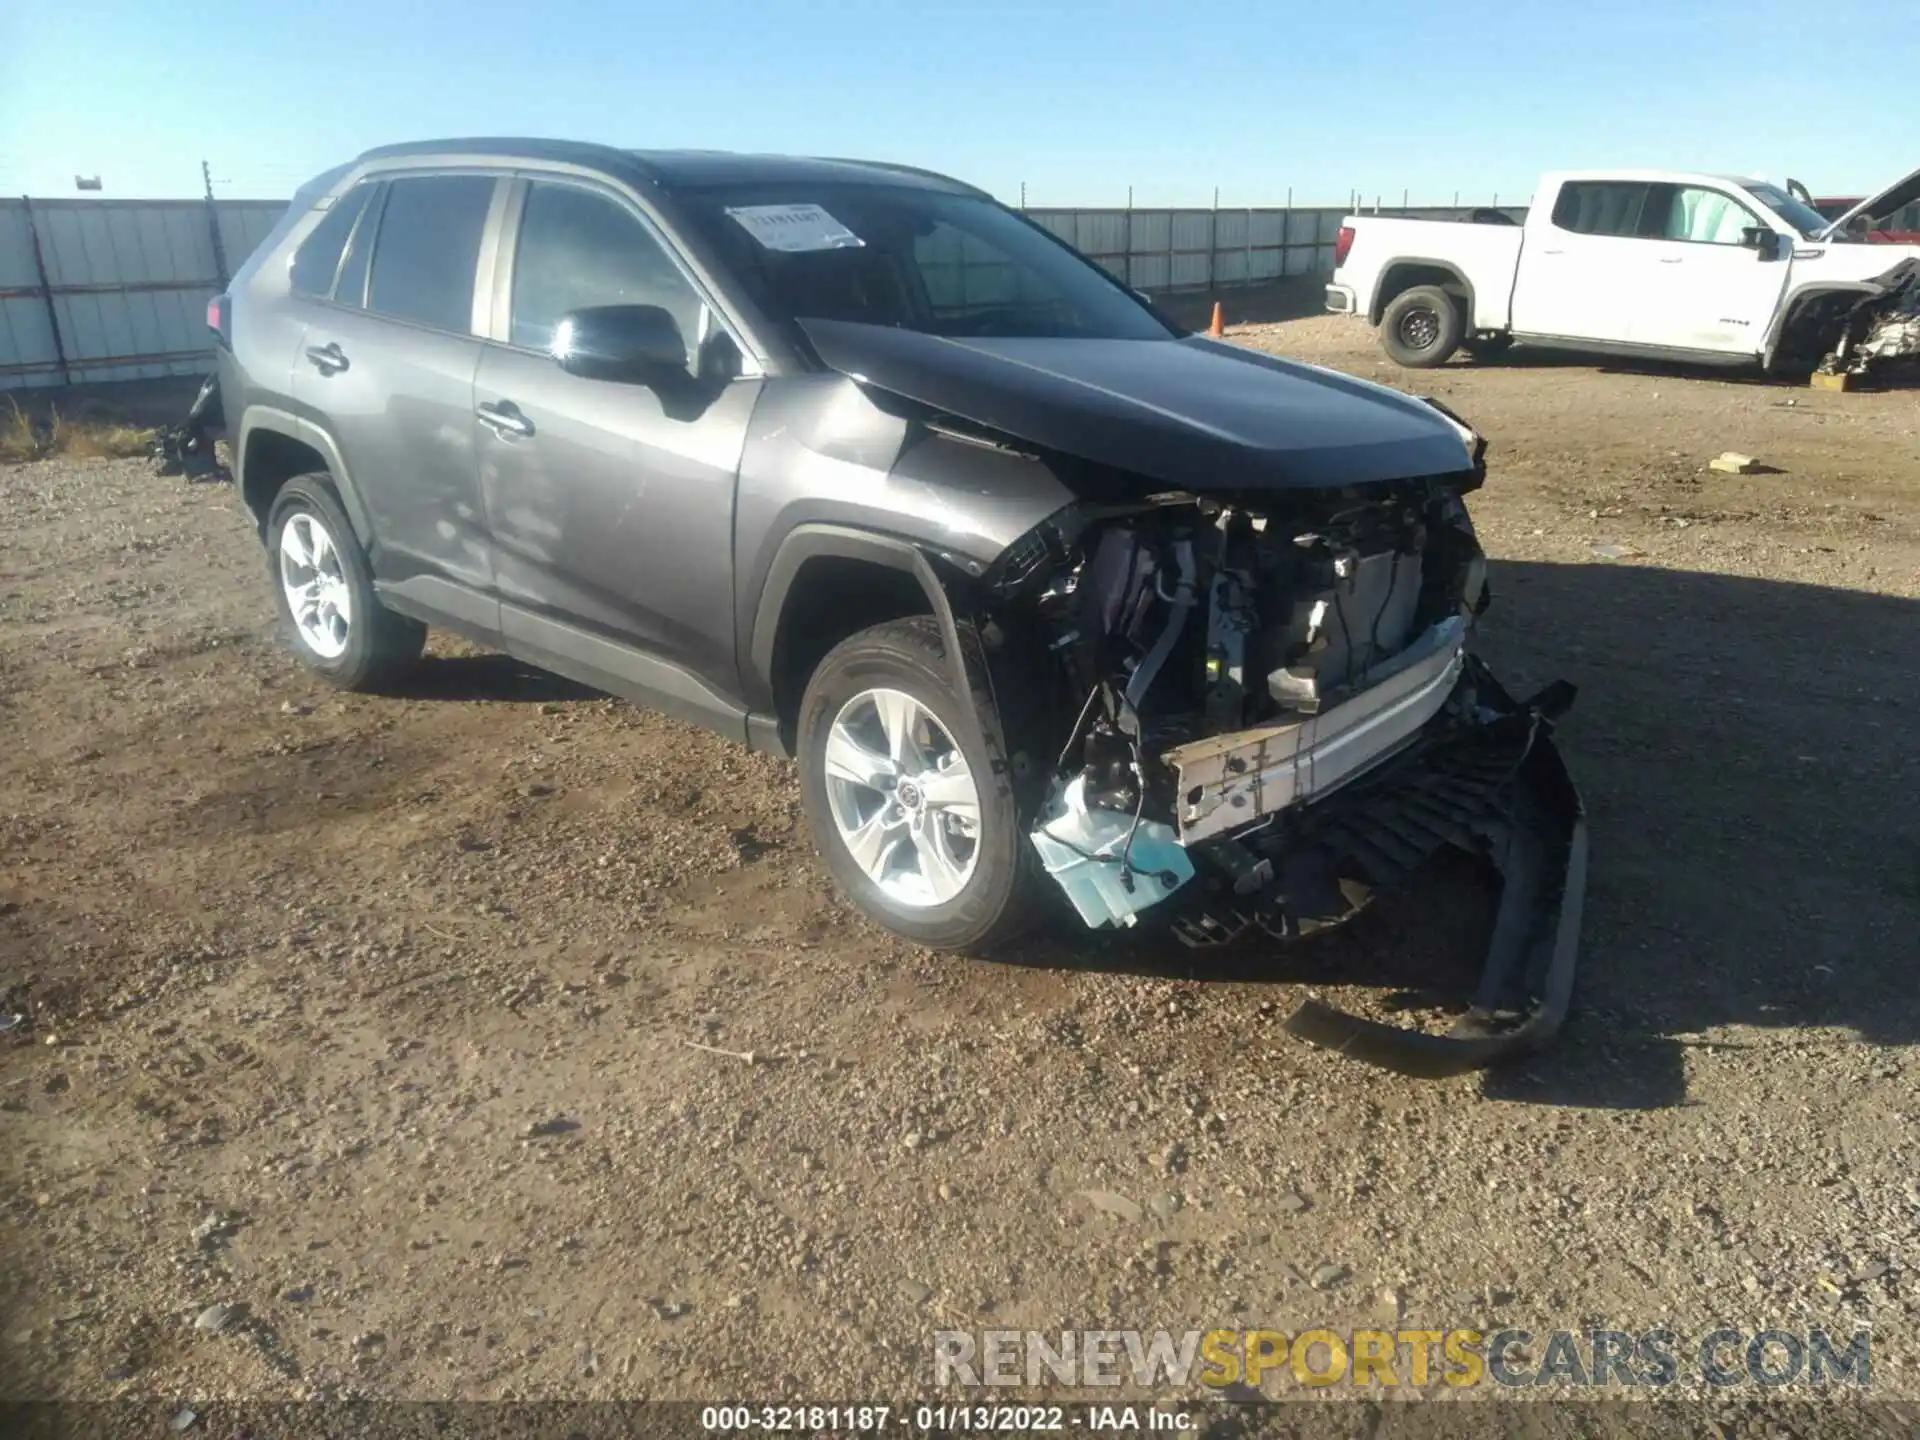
[3,0,1915,207]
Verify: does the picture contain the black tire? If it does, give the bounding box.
[797,616,1041,953]
[1380,284,1464,368]
[1463,332,1514,361]
[266,473,425,691]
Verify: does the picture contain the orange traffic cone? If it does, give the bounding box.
[1207,301,1224,338]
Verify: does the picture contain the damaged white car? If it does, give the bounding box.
[1328,163,1920,379]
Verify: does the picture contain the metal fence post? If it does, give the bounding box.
[21,195,69,388]
[1124,185,1134,291]
[1244,207,1252,286]
[1207,186,1219,292]
[202,160,230,290]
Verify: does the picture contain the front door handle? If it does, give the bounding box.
[304,342,348,375]
[1658,257,1685,264]
[476,401,534,439]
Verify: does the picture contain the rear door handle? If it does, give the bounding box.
[1659,257,1685,264]
[304,342,348,375]
[476,401,534,439]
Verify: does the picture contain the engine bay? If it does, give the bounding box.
[993,478,1491,930]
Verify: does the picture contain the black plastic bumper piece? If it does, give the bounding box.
[151,372,228,482]
[1282,710,1587,1078]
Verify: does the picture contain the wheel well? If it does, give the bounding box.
[241,429,328,535]
[770,556,931,749]
[1372,262,1473,326]
[1770,287,1869,372]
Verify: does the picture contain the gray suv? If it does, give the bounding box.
[209,138,1584,1075]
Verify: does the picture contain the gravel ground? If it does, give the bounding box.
[2,317,1918,1425]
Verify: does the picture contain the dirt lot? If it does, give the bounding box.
[3,315,1918,1422]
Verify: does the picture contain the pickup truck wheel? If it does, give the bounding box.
[267,474,426,691]
[1381,285,1463,368]
[797,617,1039,953]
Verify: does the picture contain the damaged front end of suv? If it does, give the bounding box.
[990,456,1582,1077]
[801,321,1587,1079]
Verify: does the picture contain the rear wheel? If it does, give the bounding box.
[797,617,1040,952]
[267,474,425,691]
[1380,284,1464,368]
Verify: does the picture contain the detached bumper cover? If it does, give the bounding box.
[1283,707,1586,1077]
[151,372,228,482]
[1175,663,1586,1078]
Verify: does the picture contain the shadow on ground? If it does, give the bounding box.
[995,559,1920,1111]
[382,653,598,705]
[1455,345,1919,391]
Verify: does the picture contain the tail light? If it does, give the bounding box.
[207,293,231,347]
[1333,225,1356,269]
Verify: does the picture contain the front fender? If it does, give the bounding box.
[742,522,980,757]
[731,374,1076,711]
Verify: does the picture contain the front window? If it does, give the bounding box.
[1654,186,1762,246]
[1745,184,1831,240]
[675,183,1173,342]
[509,182,705,360]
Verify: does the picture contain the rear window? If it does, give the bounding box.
[1550,181,1652,238]
[289,183,374,298]
[365,175,496,334]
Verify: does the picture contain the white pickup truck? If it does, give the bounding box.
[1327,166,1920,376]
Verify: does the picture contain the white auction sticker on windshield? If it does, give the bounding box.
[725,203,865,253]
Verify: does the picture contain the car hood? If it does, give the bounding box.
[797,319,1477,493]
[1817,162,1920,241]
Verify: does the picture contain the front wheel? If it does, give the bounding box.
[796,617,1040,952]
[1380,284,1464,368]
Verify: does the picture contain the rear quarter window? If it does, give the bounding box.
[289,183,375,298]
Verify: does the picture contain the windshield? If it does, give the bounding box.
[676,183,1174,343]
[1746,184,1833,240]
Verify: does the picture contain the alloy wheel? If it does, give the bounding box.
[279,511,353,660]
[822,687,982,907]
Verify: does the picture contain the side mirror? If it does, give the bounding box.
[551,304,688,383]
[1739,227,1787,261]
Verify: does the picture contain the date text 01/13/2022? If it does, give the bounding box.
[697,1403,1194,1431]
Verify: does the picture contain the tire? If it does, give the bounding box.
[797,616,1040,952]
[1462,333,1514,361]
[1380,284,1464,368]
[266,473,425,691]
